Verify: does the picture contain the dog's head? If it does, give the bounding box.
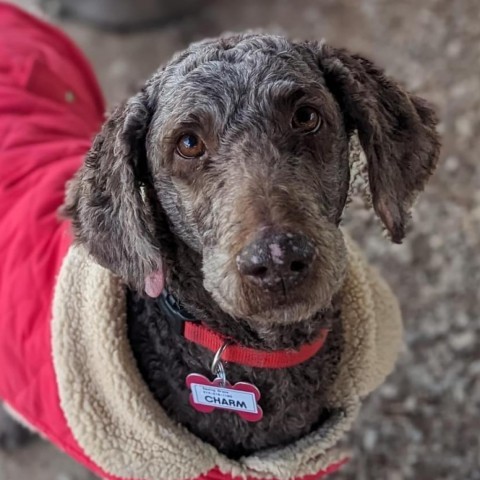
[64,34,440,324]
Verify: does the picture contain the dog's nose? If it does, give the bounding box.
[236,230,315,291]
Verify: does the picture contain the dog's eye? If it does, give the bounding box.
[292,106,321,133]
[176,133,206,158]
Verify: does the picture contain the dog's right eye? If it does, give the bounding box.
[176,133,206,159]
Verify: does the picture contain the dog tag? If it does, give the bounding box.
[186,373,263,422]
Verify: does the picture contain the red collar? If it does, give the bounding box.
[184,322,329,369]
[159,290,329,369]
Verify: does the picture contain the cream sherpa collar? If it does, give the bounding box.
[52,235,402,480]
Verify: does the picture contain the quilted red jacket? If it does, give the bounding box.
[0,3,347,480]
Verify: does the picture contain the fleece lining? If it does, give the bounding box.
[51,234,402,480]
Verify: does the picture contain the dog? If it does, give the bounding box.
[0,25,440,480]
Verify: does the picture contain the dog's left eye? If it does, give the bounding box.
[292,106,321,133]
[176,133,206,158]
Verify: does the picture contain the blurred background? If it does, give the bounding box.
[2,0,479,479]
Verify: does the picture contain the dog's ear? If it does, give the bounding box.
[63,91,165,296]
[311,43,440,242]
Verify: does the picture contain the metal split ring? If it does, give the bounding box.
[211,341,230,386]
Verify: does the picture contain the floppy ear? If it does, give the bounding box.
[63,91,165,296]
[313,43,441,242]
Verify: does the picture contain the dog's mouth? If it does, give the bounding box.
[247,300,329,325]
[206,272,340,325]
[243,284,317,315]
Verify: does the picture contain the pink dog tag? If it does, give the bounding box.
[186,373,263,422]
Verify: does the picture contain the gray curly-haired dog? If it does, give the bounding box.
[2,33,440,463]
[61,33,439,458]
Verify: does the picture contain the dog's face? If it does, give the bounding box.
[64,34,440,324]
[148,47,349,321]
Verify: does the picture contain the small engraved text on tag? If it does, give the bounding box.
[186,373,263,422]
[191,383,258,413]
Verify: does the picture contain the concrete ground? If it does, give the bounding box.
[1,0,479,479]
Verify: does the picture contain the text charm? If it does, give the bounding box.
[186,373,263,422]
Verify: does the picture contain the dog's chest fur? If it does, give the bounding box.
[126,290,343,458]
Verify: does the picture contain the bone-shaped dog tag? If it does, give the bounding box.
[186,373,263,422]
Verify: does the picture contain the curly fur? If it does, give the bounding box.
[63,33,440,457]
